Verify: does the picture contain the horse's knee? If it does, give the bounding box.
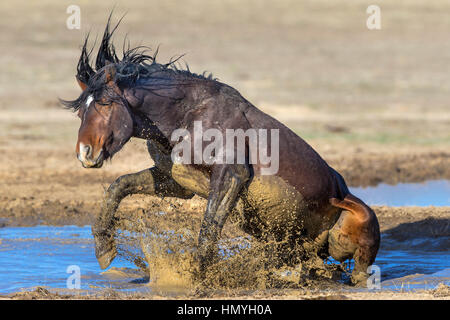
[108,169,157,198]
[106,175,130,199]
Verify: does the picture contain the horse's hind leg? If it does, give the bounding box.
[92,166,194,269]
[328,194,380,286]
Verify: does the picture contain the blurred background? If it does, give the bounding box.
[0,0,449,224]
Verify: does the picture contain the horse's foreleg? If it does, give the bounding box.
[92,166,194,269]
[197,164,250,273]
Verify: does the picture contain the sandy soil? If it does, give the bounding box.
[2,283,449,300]
[0,0,449,299]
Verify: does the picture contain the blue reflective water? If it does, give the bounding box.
[1,181,449,293]
[0,225,448,294]
[0,226,140,294]
[376,237,450,290]
[376,235,449,281]
[350,180,450,207]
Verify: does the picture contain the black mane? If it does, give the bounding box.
[61,14,215,111]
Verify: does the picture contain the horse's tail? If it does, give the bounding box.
[329,193,373,223]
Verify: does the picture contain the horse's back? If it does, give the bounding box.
[243,104,337,202]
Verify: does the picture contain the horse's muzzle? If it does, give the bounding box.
[77,143,104,168]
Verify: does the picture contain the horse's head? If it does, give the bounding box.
[75,64,133,168]
[62,15,161,168]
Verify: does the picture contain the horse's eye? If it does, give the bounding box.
[97,102,111,106]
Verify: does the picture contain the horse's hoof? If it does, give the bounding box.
[97,247,117,270]
[351,271,369,287]
[93,231,117,269]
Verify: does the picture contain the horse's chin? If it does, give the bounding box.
[81,158,104,169]
[92,160,104,168]
[80,150,104,169]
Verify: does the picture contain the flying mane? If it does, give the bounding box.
[61,14,215,111]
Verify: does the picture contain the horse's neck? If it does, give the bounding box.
[127,75,201,146]
[131,110,172,149]
[129,77,187,122]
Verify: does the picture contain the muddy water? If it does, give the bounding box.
[0,181,448,294]
[0,225,448,294]
[0,226,147,294]
[350,179,450,206]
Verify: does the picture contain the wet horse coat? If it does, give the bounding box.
[62,17,380,285]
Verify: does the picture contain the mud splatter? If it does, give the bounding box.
[113,206,351,292]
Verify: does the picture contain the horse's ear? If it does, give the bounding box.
[104,63,116,84]
[76,77,88,91]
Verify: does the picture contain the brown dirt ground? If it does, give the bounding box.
[3,283,450,300]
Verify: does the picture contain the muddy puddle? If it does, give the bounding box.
[350,179,450,206]
[0,226,147,294]
[0,180,448,295]
[0,225,448,295]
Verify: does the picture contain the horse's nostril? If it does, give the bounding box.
[78,143,93,161]
[82,144,91,156]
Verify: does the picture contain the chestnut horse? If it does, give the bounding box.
[62,17,380,285]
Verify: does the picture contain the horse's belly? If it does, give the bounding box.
[243,175,308,230]
[170,165,333,239]
[171,164,210,198]
[243,176,339,241]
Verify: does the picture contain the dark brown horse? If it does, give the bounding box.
[62,17,380,285]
